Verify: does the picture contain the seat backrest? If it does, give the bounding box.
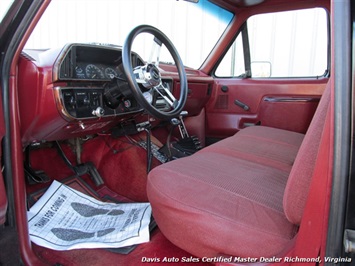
[283,81,331,225]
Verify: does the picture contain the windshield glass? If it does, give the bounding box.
[25,0,233,69]
[0,0,15,22]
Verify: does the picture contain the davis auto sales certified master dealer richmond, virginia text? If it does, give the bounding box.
[141,256,352,263]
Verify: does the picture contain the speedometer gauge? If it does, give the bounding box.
[105,67,118,79]
[85,64,104,79]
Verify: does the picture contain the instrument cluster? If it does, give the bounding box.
[74,63,124,80]
[57,43,144,81]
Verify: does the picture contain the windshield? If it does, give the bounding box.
[0,0,15,23]
[24,0,233,69]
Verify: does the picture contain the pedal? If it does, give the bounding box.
[86,162,104,186]
[55,141,104,186]
[24,166,51,185]
[24,146,51,185]
[73,162,104,186]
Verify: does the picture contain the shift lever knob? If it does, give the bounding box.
[171,118,181,126]
[180,111,188,118]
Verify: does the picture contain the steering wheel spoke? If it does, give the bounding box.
[148,37,163,66]
[153,83,178,108]
[122,25,188,120]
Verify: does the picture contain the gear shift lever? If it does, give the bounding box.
[177,111,189,139]
[159,111,202,160]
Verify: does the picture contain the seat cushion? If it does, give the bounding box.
[147,151,299,258]
[202,126,304,172]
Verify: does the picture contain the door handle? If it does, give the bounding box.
[234,99,250,111]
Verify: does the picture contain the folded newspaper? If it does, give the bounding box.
[27,180,152,250]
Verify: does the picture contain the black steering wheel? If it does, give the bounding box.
[122,25,188,120]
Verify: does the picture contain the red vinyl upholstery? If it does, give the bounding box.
[147,82,330,258]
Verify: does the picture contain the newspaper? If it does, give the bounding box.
[27,180,152,250]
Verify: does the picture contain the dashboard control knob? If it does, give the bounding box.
[83,96,90,106]
[69,96,76,107]
[92,107,105,117]
[79,122,85,130]
[124,99,132,108]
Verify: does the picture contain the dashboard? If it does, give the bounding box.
[18,43,171,144]
[17,43,213,145]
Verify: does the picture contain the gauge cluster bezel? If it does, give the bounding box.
[54,43,144,82]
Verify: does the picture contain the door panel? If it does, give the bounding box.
[205,78,328,139]
[257,95,320,132]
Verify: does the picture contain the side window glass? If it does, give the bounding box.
[215,34,245,77]
[215,8,328,78]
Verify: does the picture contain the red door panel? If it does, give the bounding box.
[257,95,320,132]
[205,78,328,139]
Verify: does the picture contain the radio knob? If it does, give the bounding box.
[69,96,76,107]
[92,107,105,117]
[124,99,132,108]
[83,96,90,106]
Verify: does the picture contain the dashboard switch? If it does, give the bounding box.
[92,107,105,117]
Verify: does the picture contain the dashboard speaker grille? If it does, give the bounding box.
[214,95,228,109]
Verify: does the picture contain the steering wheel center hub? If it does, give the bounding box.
[134,63,161,89]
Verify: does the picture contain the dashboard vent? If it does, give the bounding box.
[60,48,74,79]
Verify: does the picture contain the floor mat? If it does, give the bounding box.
[25,136,209,265]
[32,229,210,266]
[28,176,154,255]
[27,175,103,207]
[0,227,20,266]
[96,185,134,203]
